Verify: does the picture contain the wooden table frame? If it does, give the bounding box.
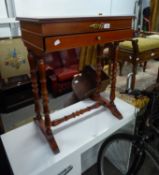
[17,16,133,154]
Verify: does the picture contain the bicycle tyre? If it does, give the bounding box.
[97,133,159,175]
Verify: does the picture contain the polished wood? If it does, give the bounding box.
[91,94,122,119]
[52,102,101,126]
[28,52,41,120]
[18,16,132,35]
[45,30,132,52]
[35,119,59,153]
[38,58,51,131]
[18,16,133,153]
[17,16,133,55]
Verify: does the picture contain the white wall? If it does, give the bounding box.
[0,0,8,17]
[111,0,136,16]
[143,0,150,8]
[0,0,11,38]
[1,0,138,38]
[14,0,111,17]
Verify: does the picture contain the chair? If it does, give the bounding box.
[118,36,159,89]
[45,49,79,96]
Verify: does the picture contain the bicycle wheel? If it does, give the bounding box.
[97,133,159,175]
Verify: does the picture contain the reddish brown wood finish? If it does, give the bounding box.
[91,94,122,119]
[28,51,41,120]
[35,119,59,153]
[18,16,132,36]
[45,29,133,53]
[38,58,51,132]
[42,17,132,36]
[110,42,119,103]
[52,102,101,126]
[18,16,133,153]
[37,58,60,153]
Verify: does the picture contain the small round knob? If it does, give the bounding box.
[97,36,101,40]
[151,52,155,57]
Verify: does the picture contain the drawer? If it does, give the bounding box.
[45,29,133,53]
[42,17,132,36]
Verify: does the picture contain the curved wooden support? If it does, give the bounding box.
[91,94,122,119]
[35,119,59,154]
[28,51,41,120]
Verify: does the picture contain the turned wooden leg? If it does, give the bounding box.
[131,61,137,90]
[110,42,118,103]
[38,57,59,153]
[109,43,122,119]
[119,61,124,76]
[28,51,41,120]
[38,58,52,132]
[108,61,112,76]
[95,45,102,94]
[143,61,147,72]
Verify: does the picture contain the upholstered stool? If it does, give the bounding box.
[118,37,159,89]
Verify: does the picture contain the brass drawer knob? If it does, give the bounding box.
[97,36,101,40]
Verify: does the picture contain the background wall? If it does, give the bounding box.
[14,0,136,17]
[143,0,150,8]
[14,0,111,17]
[0,0,11,37]
[0,0,138,38]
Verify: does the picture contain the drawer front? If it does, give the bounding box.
[45,29,133,53]
[119,48,159,63]
[43,17,132,36]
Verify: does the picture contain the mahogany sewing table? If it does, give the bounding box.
[17,16,133,154]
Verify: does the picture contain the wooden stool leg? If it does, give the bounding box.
[131,62,137,90]
[38,58,59,153]
[108,61,112,76]
[28,51,41,120]
[156,67,159,83]
[119,61,124,76]
[143,61,147,72]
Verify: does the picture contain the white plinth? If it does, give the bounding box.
[1,97,136,175]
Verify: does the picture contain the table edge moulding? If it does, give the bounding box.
[17,16,133,154]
